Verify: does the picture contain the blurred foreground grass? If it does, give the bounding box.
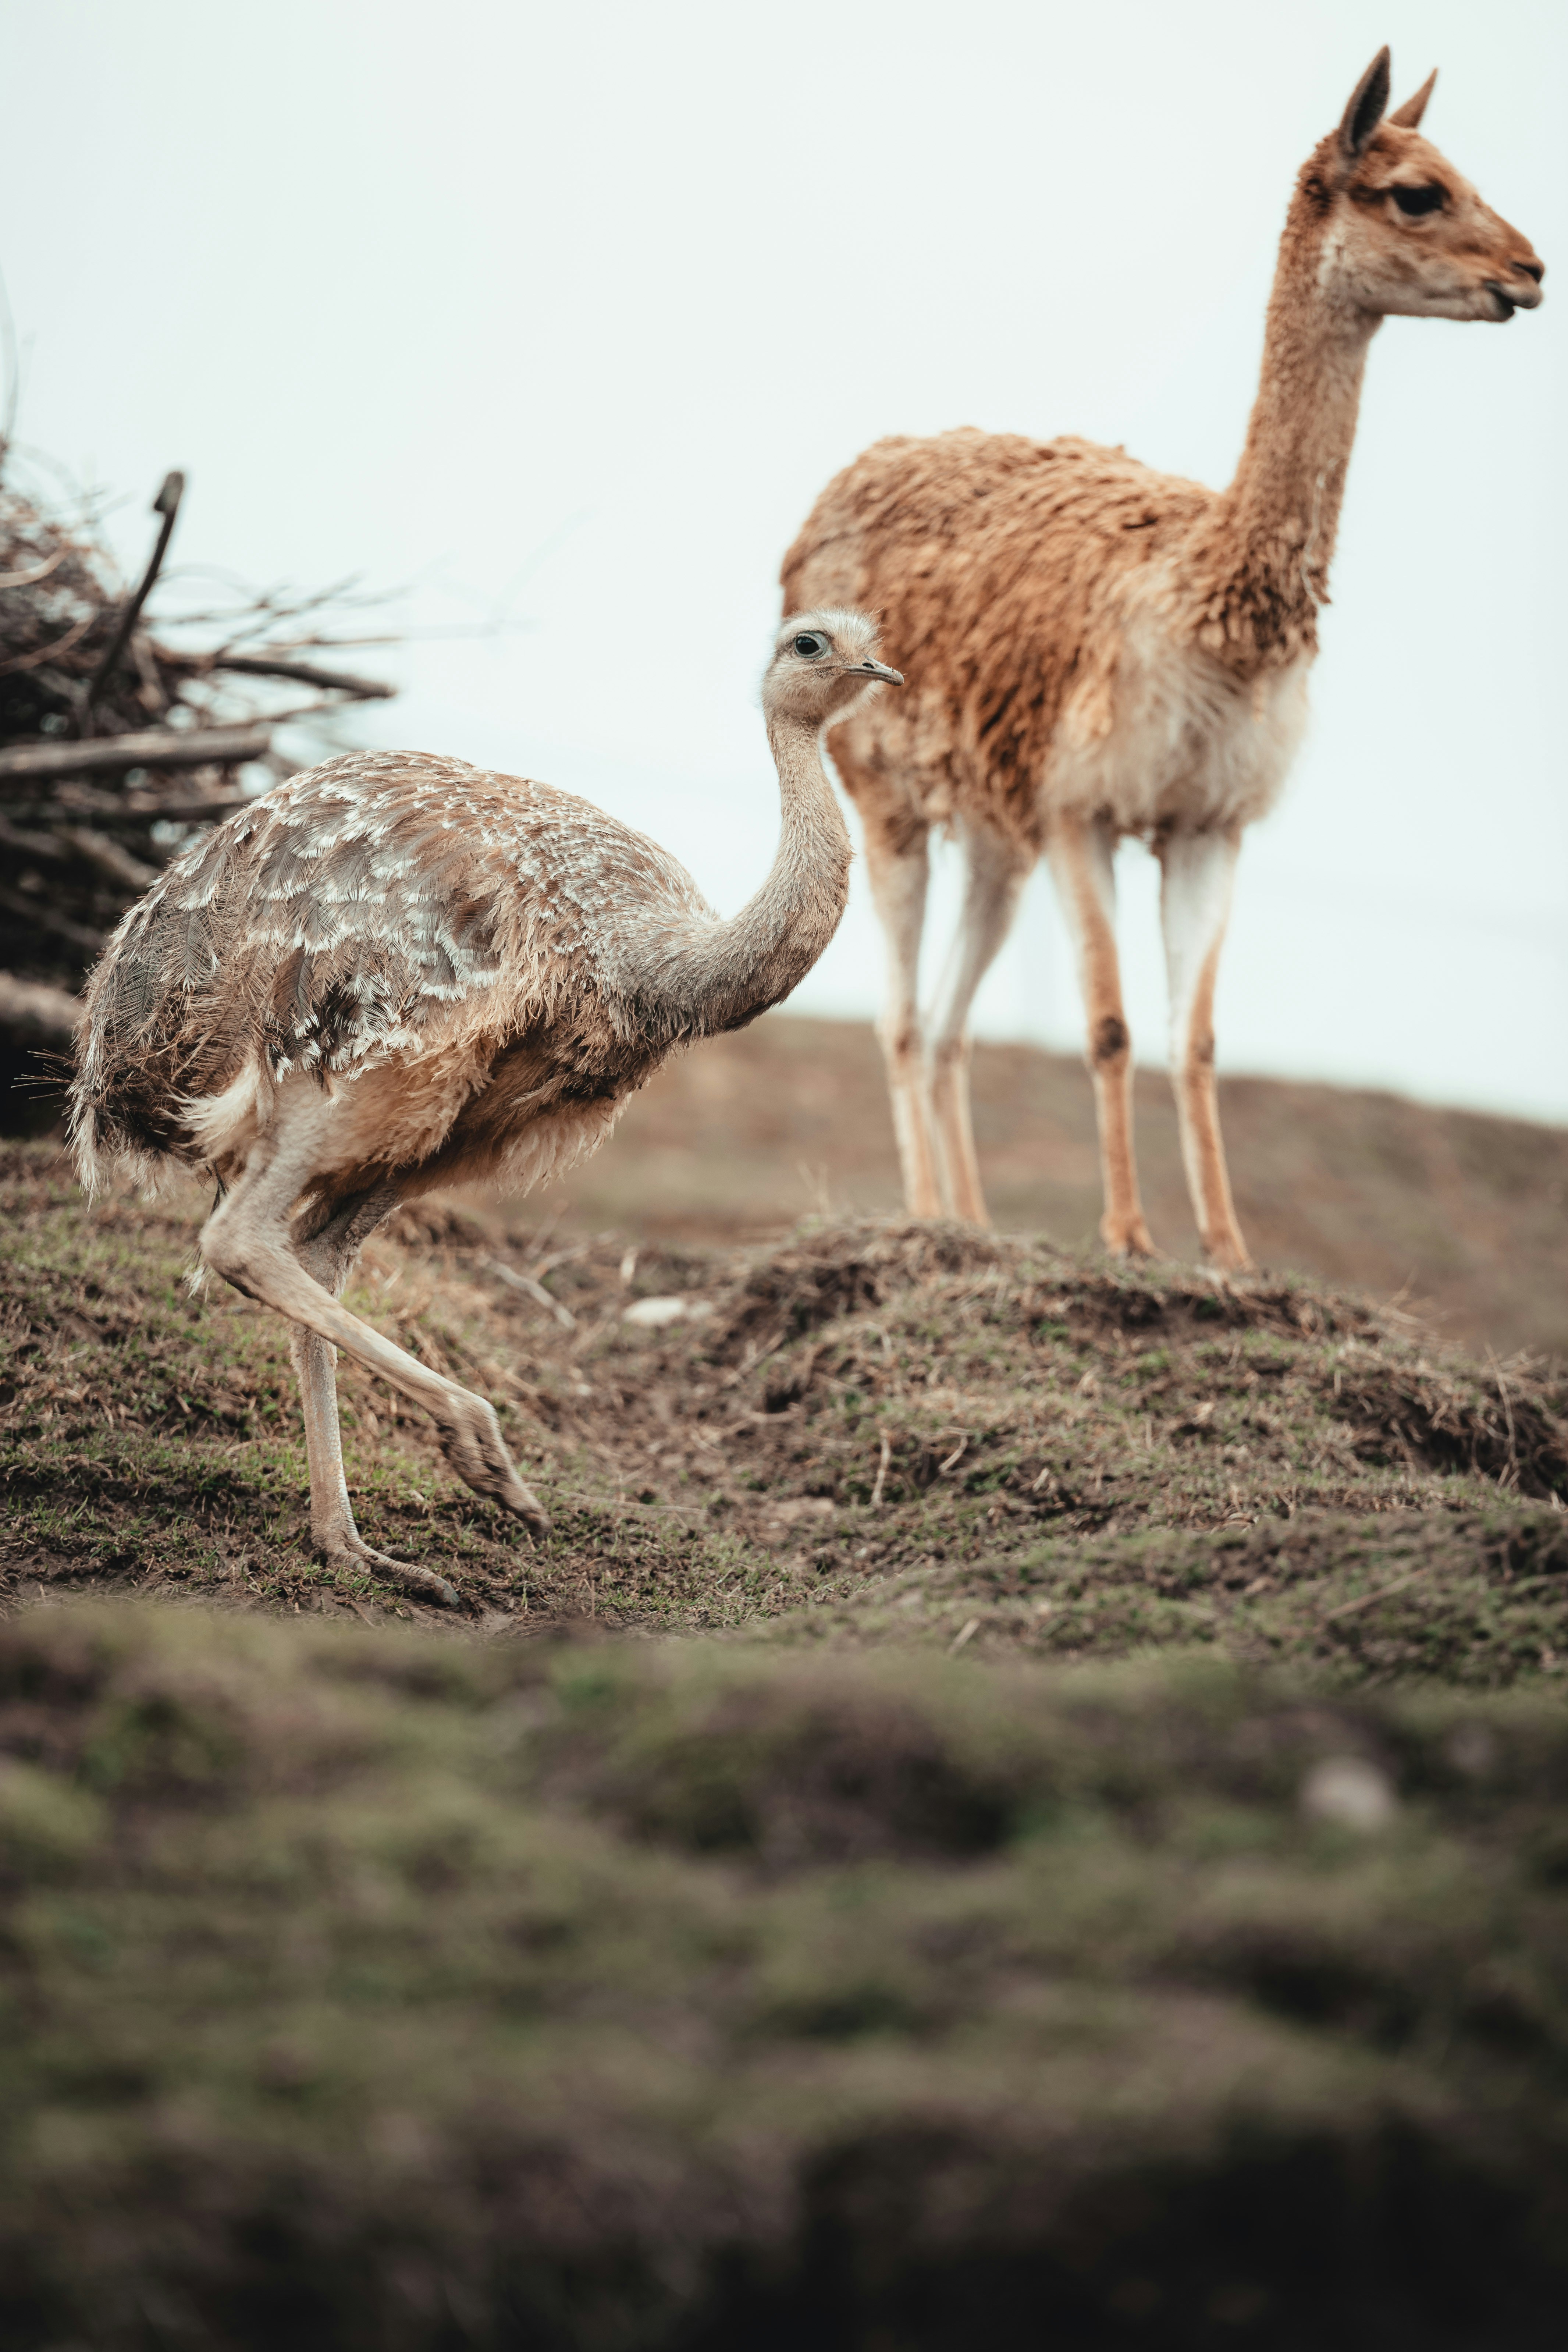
[3,1605,1567,2348]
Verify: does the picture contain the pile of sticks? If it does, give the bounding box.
[0,453,399,1066]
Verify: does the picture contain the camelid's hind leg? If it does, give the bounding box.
[928,820,1031,1225]
[860,802,943,1217]
[287,1186,462,1607]
[1158,827,1252,1272]
[200,1104,551,1559]
[1045,813,1155,1257]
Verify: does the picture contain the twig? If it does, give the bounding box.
[0,548,65,590]
[938,1435,968,1474]
[871,1430,891,1509]
[4,791,254,828]
[0,814,68,862]
[0,882,104,953]
[534,1240,602,1280]
[1323,1566,1429,1623]
[487,1258,576,1328]
[52,826,158,892]
[949,1616,980,1653]
[83,470,184,711]
[0,723,271,786]
[0,613,93,675]
[1486,1349,1519,1482]
[209,651,395,699]
[518,1202,566,1269]
[0,971,79,1042]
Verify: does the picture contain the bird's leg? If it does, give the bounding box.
[927,821,1031,1226]
[288,1189,463,1608]
[200,1113,552,1544]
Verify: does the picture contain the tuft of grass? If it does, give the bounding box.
[1,1603,1567,2348]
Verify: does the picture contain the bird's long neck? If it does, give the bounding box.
[1188,174,1378,670]
[617,711,852,1042]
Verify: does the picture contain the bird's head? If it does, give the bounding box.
[763,609,902,727]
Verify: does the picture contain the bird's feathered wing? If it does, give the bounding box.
[71,751,716,1182]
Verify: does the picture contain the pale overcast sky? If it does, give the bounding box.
[3,0,1563,1116]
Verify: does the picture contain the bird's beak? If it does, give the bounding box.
[850,659,903,686]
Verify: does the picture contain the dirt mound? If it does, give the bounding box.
[4,1155,1568,1685]
[713,1216,1022,1362]
[1328,1355,1567,1493]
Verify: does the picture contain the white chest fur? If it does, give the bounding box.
[1049,601,1313,839]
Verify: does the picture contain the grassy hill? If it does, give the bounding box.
[3,1116,1568,2347]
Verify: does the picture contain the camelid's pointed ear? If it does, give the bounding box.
[1338,47,1392,161]
[1387,69,1437,130]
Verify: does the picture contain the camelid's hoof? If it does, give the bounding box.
[1102,1223,1158,1261]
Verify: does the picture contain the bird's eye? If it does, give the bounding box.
[1391,184,1443,217]
[792,632,828,659]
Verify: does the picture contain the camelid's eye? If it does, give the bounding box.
[1391,184,1443,217]
[792,632,828,659]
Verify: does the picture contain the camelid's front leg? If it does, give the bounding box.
[1045,813,1154,1257]
[202,1141,551,1539]
[928,821,1031,1225]
[288,1190,463,1606]
[1159,827,1252,1272]
[861,811,943,1216]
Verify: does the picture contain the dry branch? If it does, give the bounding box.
[0,723,273,786]
[0,970,79,1043]
[53,827,159,892]
[0,882,104,955]
[2,792,254,828]
[84,471,184,711]
[210,653,394,699]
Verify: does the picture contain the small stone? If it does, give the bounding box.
[1300,1755,1397,1832]
[622,1296,712,1328]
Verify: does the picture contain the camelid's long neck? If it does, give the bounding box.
[1188,186,1378,671]
[618,713,852,1042]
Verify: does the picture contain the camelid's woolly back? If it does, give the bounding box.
[67,610,900,1602]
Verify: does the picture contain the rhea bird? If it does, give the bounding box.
[70,612,900,1605]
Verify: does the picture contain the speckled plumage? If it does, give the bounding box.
[73,750,716,1198]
